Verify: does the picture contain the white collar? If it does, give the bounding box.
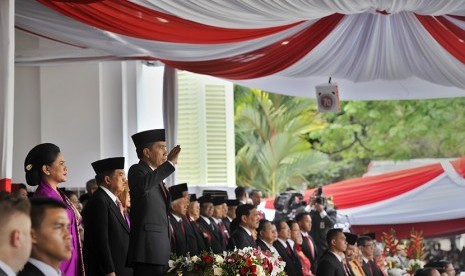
[0,260,16,276]
[211,217,220,224]
[277,238,289,248]
[100,186,117,203]
[226,216,233,222]
[200,215,211,225]
[260,238,274,249]
[239,225,252,236]
[171,213,182,222]
[29,258,61,276]
[362,256,369,263]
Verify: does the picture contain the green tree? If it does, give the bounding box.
[234,86,328,197]
[308,98,465,177]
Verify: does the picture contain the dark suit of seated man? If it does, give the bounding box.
[273,220,302,276]
[316,228,348,276]
[18,198,72,276]
[228,204,258,250]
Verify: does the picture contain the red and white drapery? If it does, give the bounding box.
[264,157,465,238]
[14,0,465,99]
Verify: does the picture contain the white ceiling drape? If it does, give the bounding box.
[14,0,465,100]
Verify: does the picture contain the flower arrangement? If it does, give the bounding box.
[381,228,426,276]
[168,247,286,276]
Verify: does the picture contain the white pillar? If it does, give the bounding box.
[0,0,15,191]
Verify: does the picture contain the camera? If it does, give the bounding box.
[312,185,326,206]
[273,191,307,221]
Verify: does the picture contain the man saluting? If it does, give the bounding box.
[126,129,181,275]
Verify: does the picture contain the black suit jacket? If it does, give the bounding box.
[197,217,224,253]
[256,238,271,252]
[186,216,207,254]
[273,240,303,276]
[127,160,175,266]
[362,259,383,276]
[309,209,336,256]
[17,262,45,276]
[316,251,346,276]
[228,226,256,250]
[83,187,132,276]
[222,217,232,233]
[301,233,318,274]
[169,215,188,257]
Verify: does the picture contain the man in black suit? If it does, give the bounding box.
[212,197,230,249]
[357,235,383,276]
[296,212,318,274]
[316,228,347,276]
[228,204,258,250]
[127,129,181,275]
[222,199,239,233]
[309,200,336,257]
[256,219,278,255]
[168,183,189,257]
[185,194,207,254]
[273,220,303,276]
[82,157,132,276]
[0,194,31,276]
[197,195,224,253]
[19,198,71,276]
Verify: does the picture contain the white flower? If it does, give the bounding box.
[168,260,175,268]
[215,255,224,264]
[213,267,223,275]
[256,265,265,276]
[388,268,408,276]
[191,255,200,263]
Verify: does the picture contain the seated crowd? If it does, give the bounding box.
[0,128,459,276]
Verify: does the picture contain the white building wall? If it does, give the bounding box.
[12,31,236,193]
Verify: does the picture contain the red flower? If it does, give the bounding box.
[240,266,249,274]
[246,256,252,266]
[201,254,213,264]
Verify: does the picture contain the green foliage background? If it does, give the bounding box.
[234,84,465,196]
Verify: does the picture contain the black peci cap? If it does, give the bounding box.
[131,129,165,147]
[198,195,212,205]
[212,197,226,206]
[226,199,240,207]
[344,232,358,245]
[169,183,188,201]
[91,157,125,175]
[190,194,197,202]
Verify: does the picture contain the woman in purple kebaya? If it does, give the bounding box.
[24,143,84,276]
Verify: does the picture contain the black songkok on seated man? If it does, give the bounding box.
[226,199,240,207]
[198,195,212,205]
[189,194,197,202]
[212,197,226,206]
[168,183,188,201]
[91,157,125,175]
[344,232,358,246]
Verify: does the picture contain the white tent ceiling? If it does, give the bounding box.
[13,0,465,100]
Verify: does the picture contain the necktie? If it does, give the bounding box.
[115,198,124,217]
[160,182,168,200]
[344,262,352,276]
[304,234,315,259]
[286,241,294,257]
[179,218,185,235]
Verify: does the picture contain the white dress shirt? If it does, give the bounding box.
[0,260,15,276]
[29,258,61,276]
